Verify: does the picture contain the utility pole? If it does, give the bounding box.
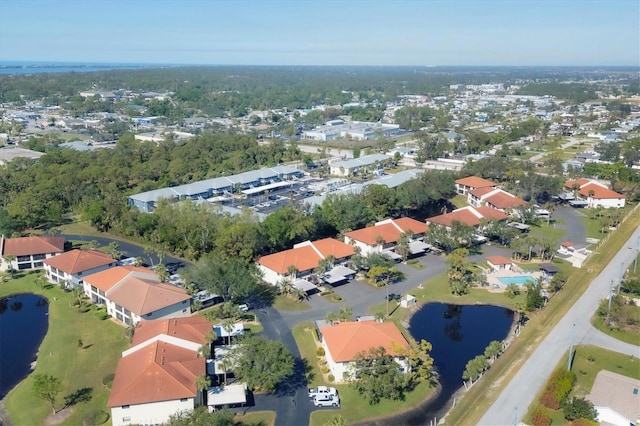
[567,323,575,371]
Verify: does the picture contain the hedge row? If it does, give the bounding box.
[539,369,576,410]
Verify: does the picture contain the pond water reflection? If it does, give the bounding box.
[0,293,49,398]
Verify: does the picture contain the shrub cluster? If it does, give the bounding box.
[530,408,551,426]
[539,369,576,410]
[316,347,325,356]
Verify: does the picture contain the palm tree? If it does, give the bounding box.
[221,318,235,346]
[219,357,233,385]
[195,374,211,405]
[286,264,298,280]
[4,255,16,278]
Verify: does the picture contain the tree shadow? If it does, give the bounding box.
[273,357,308,397]
[82,344,94,350]
[63,387,93,408]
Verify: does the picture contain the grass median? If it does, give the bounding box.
[2,272,129,426]
[443,206,640,425]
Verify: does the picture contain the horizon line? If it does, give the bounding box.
[1,61,639,69]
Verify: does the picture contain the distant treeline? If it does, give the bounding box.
[2,66,636,114]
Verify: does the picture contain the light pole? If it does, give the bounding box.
[567,323,575,371]
[634,234,639,274]
[606,280,613,326]
[385,278,390,317]
[617,262,625,294]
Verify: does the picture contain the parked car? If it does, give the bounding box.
[313,394,340,407]
[308,386,338,399]
[238,303,251,312]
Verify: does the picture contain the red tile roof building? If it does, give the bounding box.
[426,206,508,228]
[564,179,626,208]
[319,320,411,381]
[108,317,213,426]
[43,249,116,288]
[455,176,497,195]
[257,238,356,285]
[0,235,65,272]
[83,266,191,325]
[343,217,428,257]
[468,187,527,212]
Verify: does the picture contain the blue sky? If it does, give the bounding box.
[1,0,638,66]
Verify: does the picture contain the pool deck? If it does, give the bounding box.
[481,267,544,293]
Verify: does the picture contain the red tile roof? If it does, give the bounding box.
[43,249,115,274]
[578,183,624,200]
[563,178,592,189]
[83,265,156,292]
[320,320,410,363]
[308,238,357,260]
[455,176,497,189]
[468,187,495,198]
[107,340,203,407]
[475,206,509,221]
[132,317,213,347]
[344,218,426,246]
[487,255,512,266]
[393,217,429,235]
[426,206,508,228]
[259,245,324,275]
[107,279,190,316]
[483,190,527,210]
[2,236,64,257]
[258,238,356,274]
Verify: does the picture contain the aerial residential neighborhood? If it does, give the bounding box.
[1,2,639,425]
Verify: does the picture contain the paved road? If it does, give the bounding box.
[478,226,640,426]
[64,234,188,269]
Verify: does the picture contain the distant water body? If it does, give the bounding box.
[0,62,177,75]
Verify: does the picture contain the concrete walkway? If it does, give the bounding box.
[478,226,640,426]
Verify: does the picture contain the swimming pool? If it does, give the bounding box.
[498,276,537,285]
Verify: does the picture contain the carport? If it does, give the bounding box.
[322,265,356,284]
[207,383,247,412]
[293,278,316,292]
[408,240,430,255]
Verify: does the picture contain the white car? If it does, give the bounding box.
[313,394,340,407]
[308,386,338,399]
[238,303,251,312]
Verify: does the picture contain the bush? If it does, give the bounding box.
[530,408,551,426]
[327,374,335,382]
[320,290,332,296]
[316,347,325,356]
[318,358,327,366]
[563,397,598,422]
[95,311,109,320]
[321,366,330,374]
[539,369,575,409]
[84,409,110,425]
[102,373,115,388]
[332,295,343,301]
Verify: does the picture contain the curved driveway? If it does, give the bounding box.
[479,226,640,426]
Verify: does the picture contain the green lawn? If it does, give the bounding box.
[272,295,310,311]
[2,272,129,426]
[236,410,275,426]
[530,219,567,242]
[525,345,640,424]
[591,308,640,346]
[451,194,468,209]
